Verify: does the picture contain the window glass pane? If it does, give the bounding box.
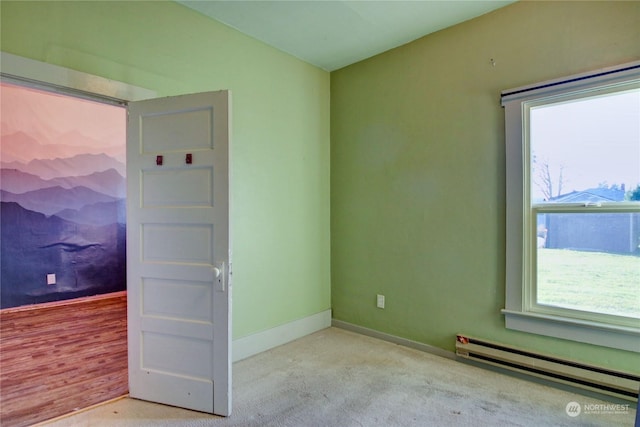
[529,88,640,203]
[536,212,640,318]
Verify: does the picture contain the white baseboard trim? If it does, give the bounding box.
[332,319,456,360]
[233,309,332,362]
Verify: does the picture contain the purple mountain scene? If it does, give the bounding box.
[0,82,127,308]
[0,168,125,198]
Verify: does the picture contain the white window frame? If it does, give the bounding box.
[501,62,640,353]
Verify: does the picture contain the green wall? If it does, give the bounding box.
[3,0,639,374]
[0,0,331,339]
[331,1,640,373]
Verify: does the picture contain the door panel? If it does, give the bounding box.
[127,91,231,416]
[140,108,213,152]
[142,224,213,263]
[143,168,213,207]
[142,278,212,321]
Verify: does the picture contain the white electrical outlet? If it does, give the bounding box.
[376,294,385,309]
[47,273,56,285]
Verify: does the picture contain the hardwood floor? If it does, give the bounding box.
[0,292,128,427]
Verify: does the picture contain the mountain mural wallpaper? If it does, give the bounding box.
[0,82,127,309]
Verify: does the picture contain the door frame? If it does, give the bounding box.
[0,52,156,104]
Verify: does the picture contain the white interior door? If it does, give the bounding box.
[126,91,232,416]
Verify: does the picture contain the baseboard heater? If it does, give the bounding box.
[455,334,639,401]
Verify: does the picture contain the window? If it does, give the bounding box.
[502,62,640,352]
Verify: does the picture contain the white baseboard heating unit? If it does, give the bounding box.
[455,334,639,401]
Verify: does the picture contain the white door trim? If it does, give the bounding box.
[0,52,155,103]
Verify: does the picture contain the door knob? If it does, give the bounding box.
[213,265,225,291]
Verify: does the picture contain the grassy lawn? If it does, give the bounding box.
[537,248,640,319]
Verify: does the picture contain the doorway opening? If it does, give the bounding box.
[1,53,232,423]
[0,80,129,427]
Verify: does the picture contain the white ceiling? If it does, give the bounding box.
[177,1,517,71]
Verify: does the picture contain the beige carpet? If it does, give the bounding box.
[39,327,636,427]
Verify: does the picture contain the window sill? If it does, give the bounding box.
[501,309,640,353]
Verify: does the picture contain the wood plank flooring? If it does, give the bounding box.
[0,292,128,427]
